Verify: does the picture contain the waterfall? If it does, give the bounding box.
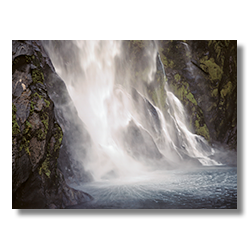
[156,48,219,166]
[43,40,219,181]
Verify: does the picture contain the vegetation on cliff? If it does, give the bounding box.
[121,40,236,146]
[12,40,92,208]
[158,40,236,149]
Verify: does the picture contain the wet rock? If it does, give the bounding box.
[157,40,237,151]
[12,70,32,97]
[12,138,18,166]
[42,47,94,184]
[12,40,93,209]
[13,152,32,193]
[15,100,30,124]
[12,78,25,98]
[124,120,163,160]
[49,136,56,154]
[34,98,45,111]
[28,112,43,130]
[12,42,34,59]
[13,171,47,209]
[29,137,46,169]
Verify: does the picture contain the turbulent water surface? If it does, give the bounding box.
[68,165,237,209]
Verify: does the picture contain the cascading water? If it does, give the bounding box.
[158,62,219,166]
[43,40,236,209]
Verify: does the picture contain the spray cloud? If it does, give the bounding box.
[43,40,220,182]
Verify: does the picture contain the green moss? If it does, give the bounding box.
[26,120,32,129]
[32,69,44,84]
[41,112,49,131]
[196,124,210,141]
[44,99,50,108]
[161,54,175,69]
[12,103,20,136]
[194,114,210,141]
[31,92,50,109]
[13,57,20,65]
[200,57,223,81]
[25,55,32,63]
[36,112,49,141]
[39,154,51,178]
[214,42,222,60]
[211,88,218,97]
[30,100,35,115]
[24,121,32,133]
[54,123,63,152]
[19,120,33,155]
[33,92,42,99]
[220,81,233,98]
[19,137,30,155]
[174,73,181,82]
[37,128,46,141]
[195,120,199,129]
[186,92,197,105]
[158,49,175,70]
[232,116,236,128]
[171,83,188,101]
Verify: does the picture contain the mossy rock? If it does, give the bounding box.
[148,83,166,110]
[12,103,20,136]
[31,69,44,84]
[39,154,51,178]
[220,81,233,98]
[199,57,223,82]
[174,73,181,82]
[54,123,63,152]
[169,78,210,141]
[195,120,210,142]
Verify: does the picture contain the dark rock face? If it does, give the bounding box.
[158,40,237,150]
[123,120,163,160]
[122,40,237,151]
[12,40,93,208]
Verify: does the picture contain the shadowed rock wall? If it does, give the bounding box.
[12,40,92,208]
[121,40,237,151]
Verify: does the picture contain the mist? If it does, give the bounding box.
[43,40,226,182]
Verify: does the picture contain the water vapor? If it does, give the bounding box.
[43,40,223,182]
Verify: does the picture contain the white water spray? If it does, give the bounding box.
[44,40,219,181]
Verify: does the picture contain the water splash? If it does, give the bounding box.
[44,40,220,181]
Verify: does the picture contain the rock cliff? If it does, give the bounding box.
[122,40,237,151]
[12,40,92,208]
[159,40,237,150]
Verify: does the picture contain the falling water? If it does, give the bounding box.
[44,40,220,181]
[43,40,237,209]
